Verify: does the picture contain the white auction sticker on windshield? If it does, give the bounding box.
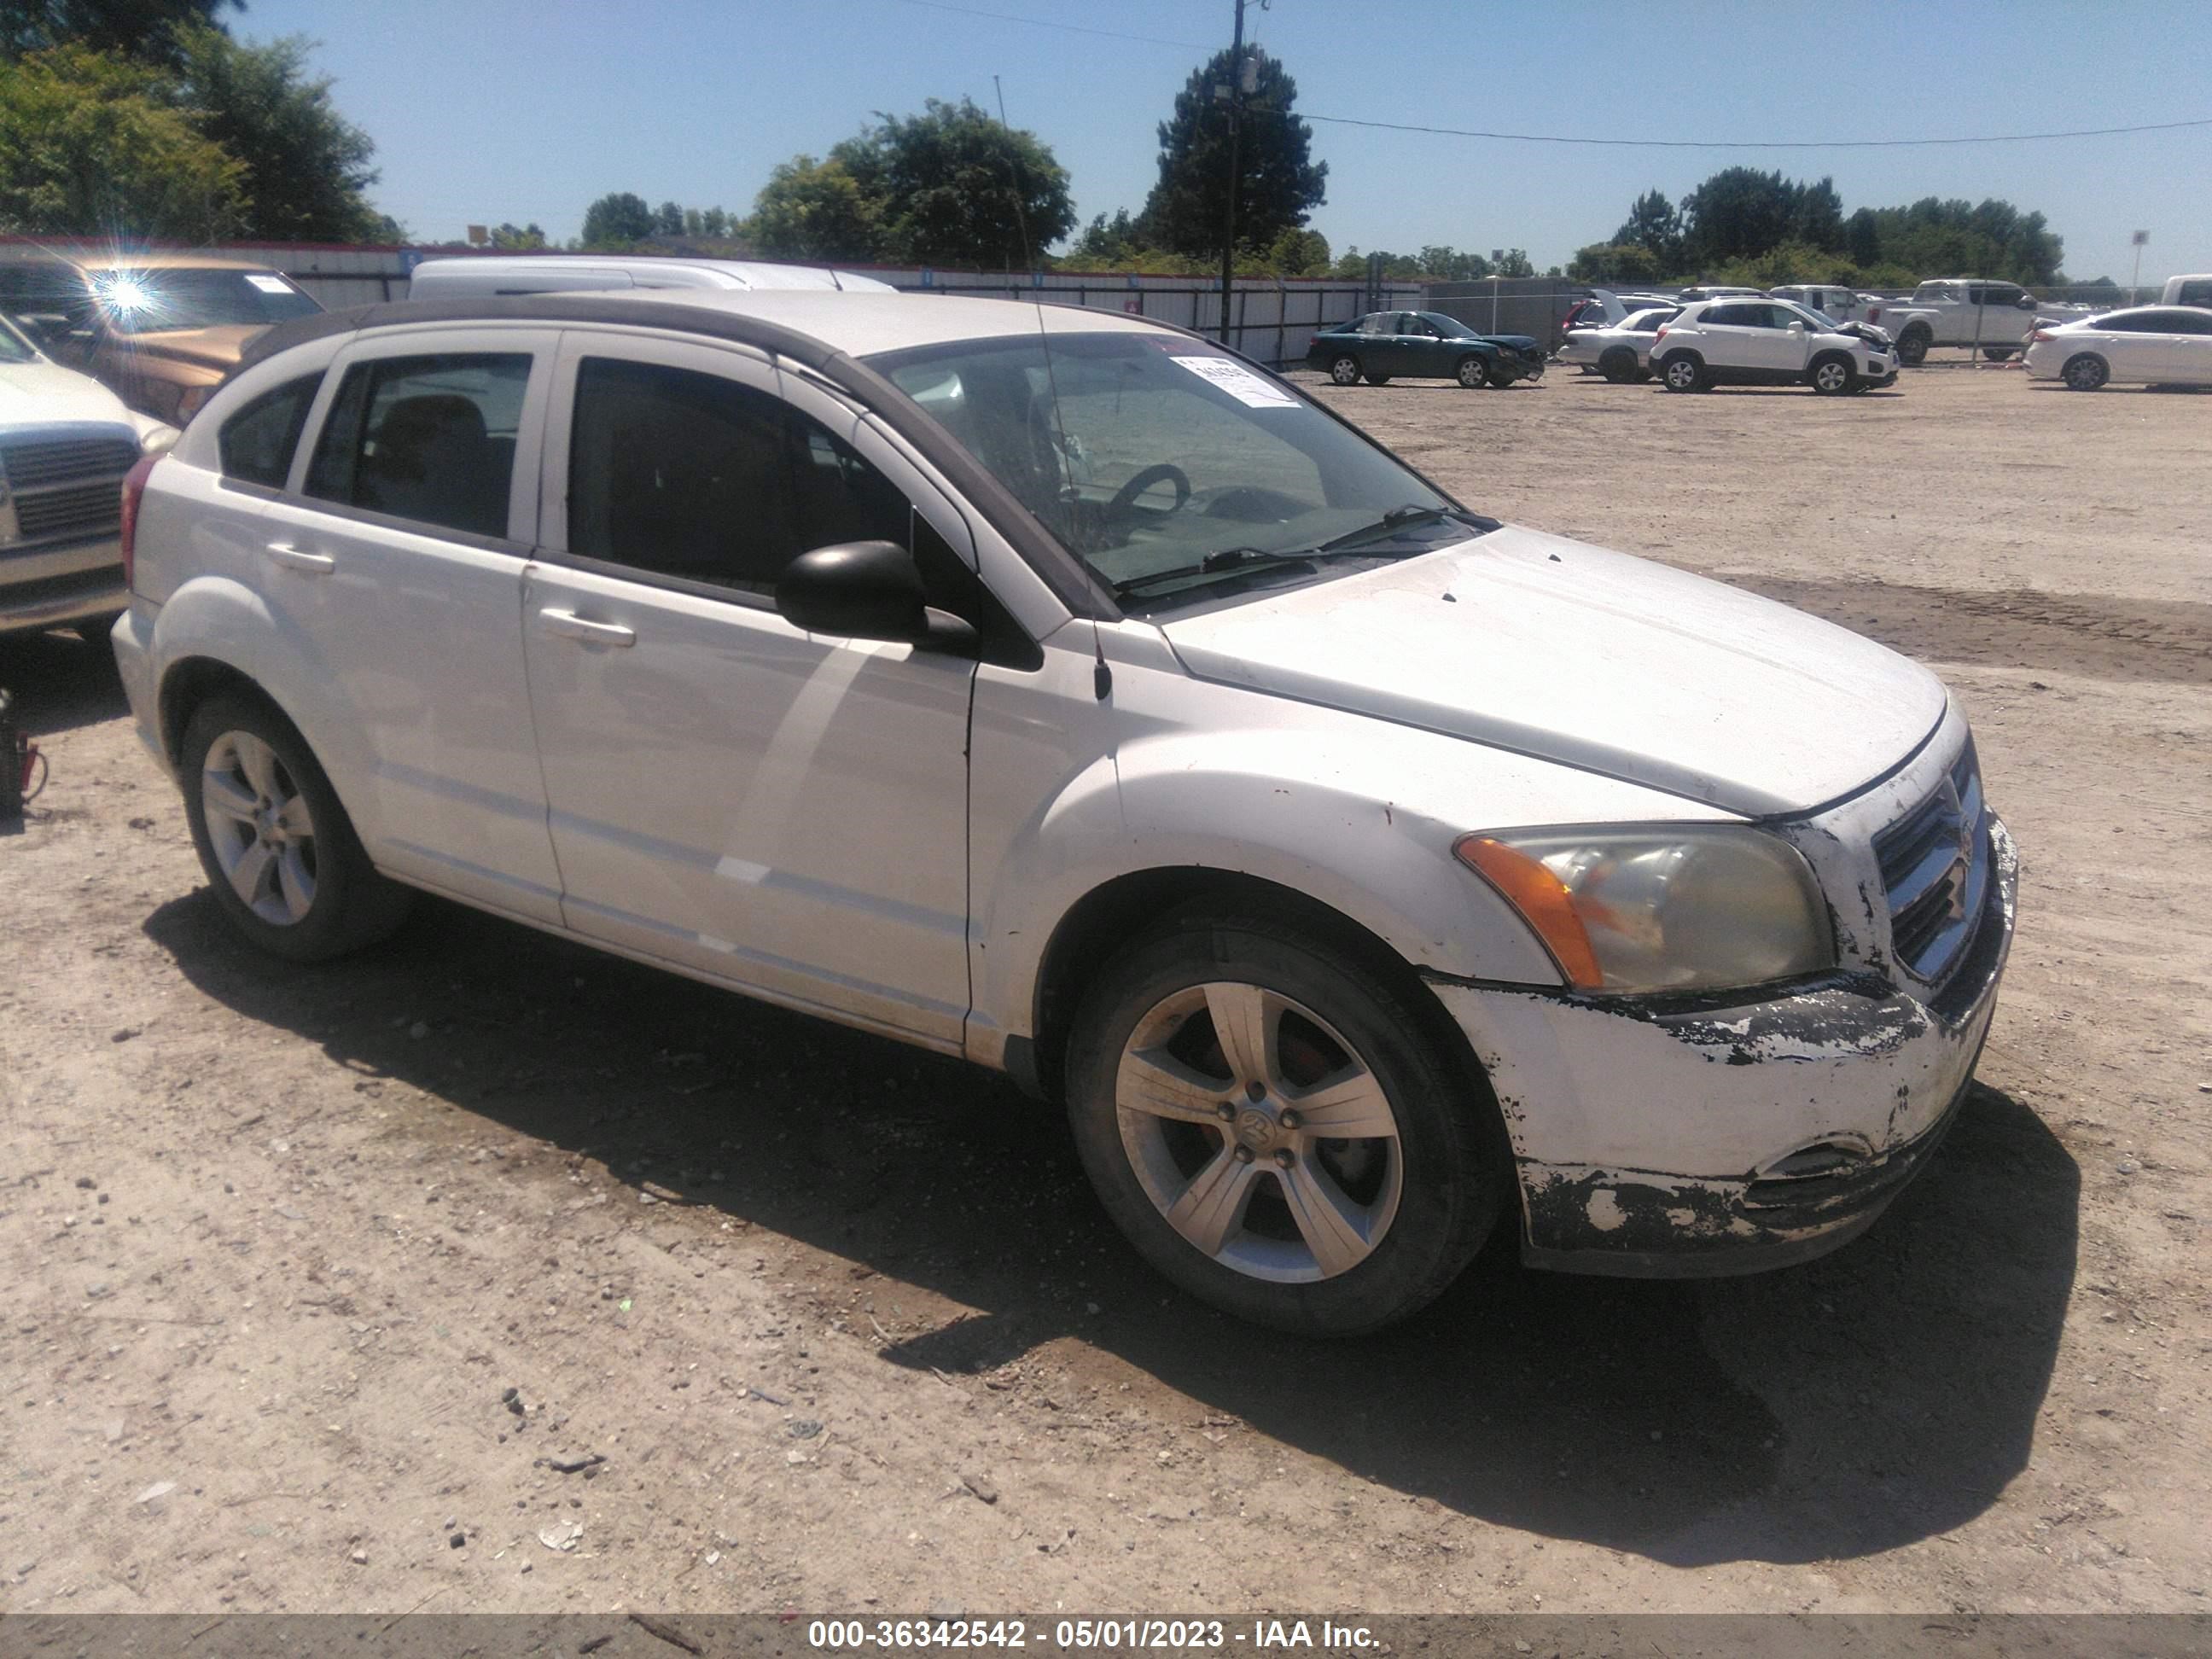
[1169,355,1301,408]
[245,274,294,294]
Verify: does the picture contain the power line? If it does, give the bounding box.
[1284,110,2212,150]
[882,0,1208,51]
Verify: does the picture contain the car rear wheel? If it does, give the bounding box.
[1809,353,1854,395]
[2061,353,2109,392]
[1660,353,1707,393]
[181,692,413,963]
[1896,328,1930,366]
[1598,349,1639,383]
[1455,355,1487,388]
[1363,373,1393,386]
[1327,354,1361,387]
[1064,906,1504,1336]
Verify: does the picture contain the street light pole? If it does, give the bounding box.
[1217,0,1245,344]
[2131,230,2149,306]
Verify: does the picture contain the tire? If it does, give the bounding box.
[180,691,413,963]
[1982,346,2016,362]
[1483,362,1517,388]
[1660,352,1707,393]
[1064,905,1505,1336]
[2061,353,2109,392]
[1598,350,1639,384]
[1454,355,1487,389]
[1327,354,1361,387]
[1808,352,1855,395]
[1896,328,1930,366]
[1363,373,1392,387]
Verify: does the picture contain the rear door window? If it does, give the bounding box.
[306,353,531,540]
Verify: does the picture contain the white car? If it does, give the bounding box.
[1653,298,1900,393]
[1768,284,1877,325]
[0,314,178,637]
[2024,306,2212,390]
[405,254,895,300]
[1867,279,2095,364]
[1558,306,1679,381]
[110,289,2014,1334]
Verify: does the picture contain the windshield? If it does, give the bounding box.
[1418,311,1481,338]
[872,331,1476,613]
[92,268,323,335]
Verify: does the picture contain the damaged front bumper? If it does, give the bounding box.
[1429,816,2017,1278]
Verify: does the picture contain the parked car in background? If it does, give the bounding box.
[1867,279,2094,364]
[2159,273,2212,308]
[0,313,178,637]
[2024,306,2212,390]
[0,251,323,425]
[405,254,895,300]
[1307,311,1545,387]
[1558,306,1679,381]
[110,288,2011,1333]
[1653,298,1899,393]
[1674,285,1766,304]
[1768,284,1878,324]
[1561,289,1674,337]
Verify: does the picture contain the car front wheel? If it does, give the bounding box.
[181,692,413,963]
[1064,905,1504,1336]
[1660,353,1707,393]
[1455,355,1487,388]
[1896,329,1930,366]
[2062,352,2110,392]
[1809,353,1854,395]
[1327,354,1361,387]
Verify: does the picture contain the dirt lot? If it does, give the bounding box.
[3,366,2207,1620]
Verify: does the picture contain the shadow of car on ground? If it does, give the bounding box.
[0,626,130,737]
[144,884,2077,1569]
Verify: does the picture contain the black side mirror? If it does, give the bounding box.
[2017,294,2039,309]
[776,539,979,655]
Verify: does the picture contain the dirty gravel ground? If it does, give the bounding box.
[2,368,2206,1619]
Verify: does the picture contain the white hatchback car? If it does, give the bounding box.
[2023,306,2212,390]
[112,290,2015,1333]
[1653,298,1900,394]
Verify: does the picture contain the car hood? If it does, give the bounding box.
[1471,333,1541,353]
[111,323,265,371]
[0,357,136,426]
[1155,524,1947,817]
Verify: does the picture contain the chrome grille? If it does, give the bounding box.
[0,427,137,548]
[0,433,138,490]
[11,479,121,540]
[1875,742,1989,986]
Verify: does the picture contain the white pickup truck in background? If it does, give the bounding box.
[1866,280,2096,364]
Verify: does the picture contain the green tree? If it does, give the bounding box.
[1266,226,1331,276]
[747,154,878,261]
[1137,46,1325,259]
[490,221,544,249]
[1567,242,1660,284]
[1614,189,1682,266]
[579,189,654,248]
[169,22,385,241]
[830,97,1073,268]
[1490,247,1534,278]
[652,198,683,237]
[0,44,246,238]
[1414,245,1491,282]
[0,0,240,66]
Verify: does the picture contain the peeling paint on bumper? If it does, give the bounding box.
[1429,816,2017,1277]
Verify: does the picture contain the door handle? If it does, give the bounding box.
[264,542,334,575]
[538,608,636,648]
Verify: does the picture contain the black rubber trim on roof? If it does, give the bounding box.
[236,294,1119,620]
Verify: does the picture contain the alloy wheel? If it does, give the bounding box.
[1329,356,1360,386]
[200,730,317,925]
[1114,981,1404,1284]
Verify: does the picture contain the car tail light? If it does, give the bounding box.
[1654,327,1669,342]
[2029,328,2052,342]
[119,453,158,591]
[1866,306,1882,322]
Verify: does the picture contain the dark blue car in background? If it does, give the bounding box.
[1305,310,1546,389]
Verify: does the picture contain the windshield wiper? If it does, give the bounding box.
[1315,503,1480,554]
[1111,508,1492,601]
[1110,545,1318,598]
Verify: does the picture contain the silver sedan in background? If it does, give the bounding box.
[2025,306,2212,390]
[1557,306,1680,382]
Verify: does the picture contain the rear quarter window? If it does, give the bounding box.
[218,374,323,490]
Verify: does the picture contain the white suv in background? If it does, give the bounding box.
[1653,298,1900,394]
[110,289,2012,1334]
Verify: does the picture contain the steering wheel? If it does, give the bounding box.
[1105,463,1191,522]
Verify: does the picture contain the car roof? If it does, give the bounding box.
[242,288,1188,375]
[406,253,895,294]
[0,248,281,273]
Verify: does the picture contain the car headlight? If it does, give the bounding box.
[1454,827,1834,993]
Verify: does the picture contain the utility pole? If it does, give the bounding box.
[1217,0,1245,344]
[2131,230,2149,306]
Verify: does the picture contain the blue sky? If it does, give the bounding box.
[252,0,2212,282]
